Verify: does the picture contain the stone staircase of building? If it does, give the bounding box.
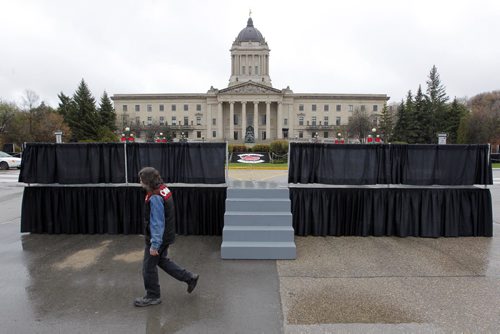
[221,187,296,259]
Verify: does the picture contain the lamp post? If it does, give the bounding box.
[121,127,135,142]
[54,130,63,143]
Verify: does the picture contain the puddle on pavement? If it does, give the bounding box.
[112,250,143,263]
[54,240,112,270]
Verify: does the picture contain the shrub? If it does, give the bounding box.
[252,144,270,152]
[231,144,248,153]
[270,140,289,155]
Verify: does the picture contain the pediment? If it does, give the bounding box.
[218,82,282,95]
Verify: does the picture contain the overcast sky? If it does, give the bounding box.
[1,0,499,108]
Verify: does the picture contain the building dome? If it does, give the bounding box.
[235,18,265,43]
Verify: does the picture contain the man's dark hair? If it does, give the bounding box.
[138,167,163,191]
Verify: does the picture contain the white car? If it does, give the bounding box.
[0,151,21,170]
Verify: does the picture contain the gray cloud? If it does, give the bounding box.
[1,0,499,106]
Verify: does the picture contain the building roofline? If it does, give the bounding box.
[111,94,207,101]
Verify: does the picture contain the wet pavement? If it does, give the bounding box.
[0,169,499,333]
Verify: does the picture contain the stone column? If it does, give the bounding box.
[242,102,247,142]
[206,104,212,139]
[253,101,259,140]
[266,102,271,141]
[217,102,223,140]
[277,102,283,139]
[288,104,294,139]
[229,102,234,141]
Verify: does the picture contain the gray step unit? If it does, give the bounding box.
[227,188,290,199]
[224,211,292,226]
[221,241,296,260]
[221,186,296,260]
[223,226,295,242]
[225,198,291,212]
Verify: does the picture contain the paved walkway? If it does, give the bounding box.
[0,169,499,333]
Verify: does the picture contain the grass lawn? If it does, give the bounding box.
[493,163,500,168]
[227,162,288,170]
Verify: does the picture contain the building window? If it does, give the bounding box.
[135,105,140,112]
[212,118,216,126]
[249,66,252,75]
[312,104,317,112]
[135,116,140,125]
[159,104,164,112]
[336,104,341,112]
[242,66,246,74]
[196,116,201,125]
[299,131,303,138]
[197,131,202,138]
[196,104,201,111]
[172,116,177,125]
[348,105,353,112]
[324,105,329,112]
[261,115,266,125]
[184,132,189,138]
[212,131,217,138]
[159,116,165,125]
[299,116,304,126]
[234,131,238,140]
[336,117,341,126]
[147,116,152,125]
[324,116,329,126]
[184,104,188,111]
[324,131,328,138]
[184,117,188,126]
[123,105,128,112]
[312,116,317,126]
[262,131,266,140]
[284,118,288,126]
[255,66,258,75]
[361,105,366,112]
[234,114,238,125]
[172,104,176,112]
[373,105,378,112]
[299,104,304,111]
[147,104,152,112]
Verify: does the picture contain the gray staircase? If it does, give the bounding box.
[221,187,296,259]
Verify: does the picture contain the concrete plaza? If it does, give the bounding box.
[0,169,499,333]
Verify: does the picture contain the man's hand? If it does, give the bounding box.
[150,248,159,256]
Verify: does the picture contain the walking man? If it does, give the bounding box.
[134,167,199,307]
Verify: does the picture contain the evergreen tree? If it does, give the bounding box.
[404,90,420,143]
[413,85,433,143]
[446,98,468,143]
[57,92,76,119]
[98,91,116,131]
[70,79,100,140]
[392,100,408,142]
[378,104,394,142]
[426,65,449,139]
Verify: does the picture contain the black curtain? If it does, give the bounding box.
[126,143,226,184]
[289,143,493,185]
[19,142,226,184]
[19,143,126,184]
[21,186,226,235]
[290,187,493,237]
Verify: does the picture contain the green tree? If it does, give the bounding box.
[68,79,100,140]
[98,91,116,131]
[392,100,408,142]
[446,98,468,143]
[426,65,449,139]
[0,101,18,136]
[378,104,394,142]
